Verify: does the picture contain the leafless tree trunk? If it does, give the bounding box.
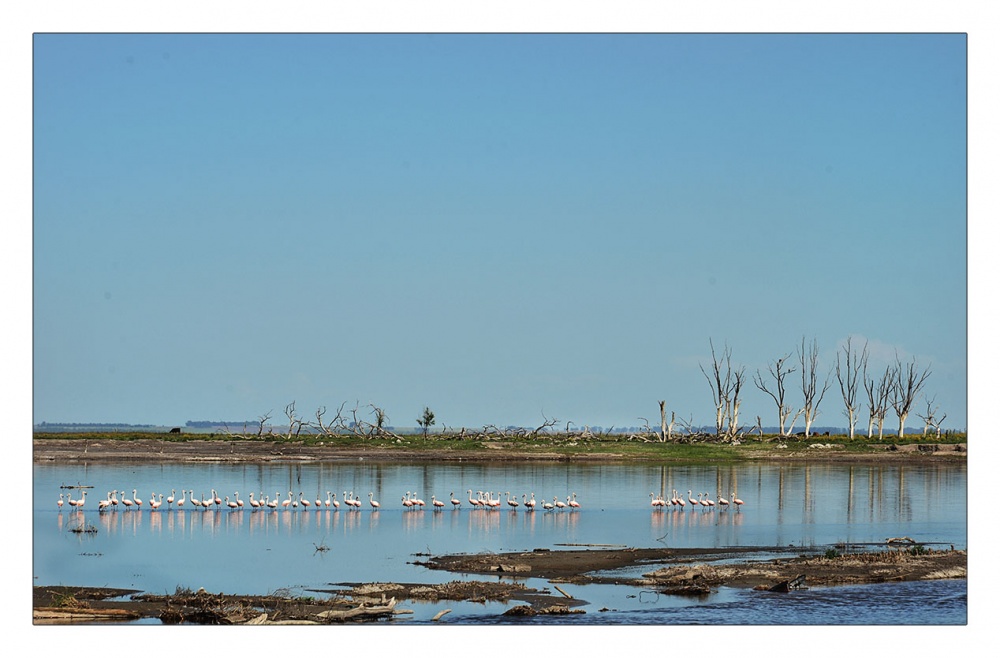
[729,368,746,439]
[798,337,831,438]
[699,339,745,442]
[657,402,675,442]
[284,401,306,440]
[701,339,729,436]
[836,337,868,440]
[864,363,895,440]
[531,413,558,438]
[916,396,941,437]
[753,353,796,436]
[256,411,273,439]
[371,404,389,434]
[891,354,932,438]
[313,403,348,436]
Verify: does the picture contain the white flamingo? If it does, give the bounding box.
[368,492,380,510]
[568,493,581,509]
[57,494,64,509]
[450,492,461,508]
[432,495,446,510]
[731,492,745,510]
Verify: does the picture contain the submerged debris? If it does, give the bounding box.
[766,574,809,592]
[503,605,585,617]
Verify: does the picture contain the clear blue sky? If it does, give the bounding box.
[32,33,968,431]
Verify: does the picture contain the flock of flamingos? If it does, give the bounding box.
[56,488,745,513]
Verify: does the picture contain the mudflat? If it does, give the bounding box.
[33,545,966,624]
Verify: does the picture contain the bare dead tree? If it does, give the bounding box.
[657,401,676,442]
[915,395,943,437]
[891,354,932,438]
[699,339,745,441]
[798,337,832,438]
[753,352,796,436]
[256,411,273,439]
[729,367,747,440]
[914,395,947,438]
[863,363,895,440]
[372,404,390,434]
[636,417,655,441]
[284,401,306,440]
[531,412,559,438]
[312,404,348,436]
[701,339,729,437]
[836,337,868,440]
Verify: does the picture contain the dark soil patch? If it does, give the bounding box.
[421,545,968,591]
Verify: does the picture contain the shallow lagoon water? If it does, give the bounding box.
[34,460,967,624]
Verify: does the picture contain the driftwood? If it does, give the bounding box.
[315,597,397,622]
[431,608,451,621]
[503,605,585,617]
[553,585,573,599]
[886,536,916,545]
[34,607,140,623]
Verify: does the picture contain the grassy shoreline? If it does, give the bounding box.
[33,431,968,463]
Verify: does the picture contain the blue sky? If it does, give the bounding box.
[32,32,969,431]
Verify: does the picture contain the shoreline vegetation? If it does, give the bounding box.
[33,431,967,464]
[33,432,967,624]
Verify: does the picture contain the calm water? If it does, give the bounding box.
[33,460,967,625]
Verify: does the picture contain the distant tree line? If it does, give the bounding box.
[35,421,156,428]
